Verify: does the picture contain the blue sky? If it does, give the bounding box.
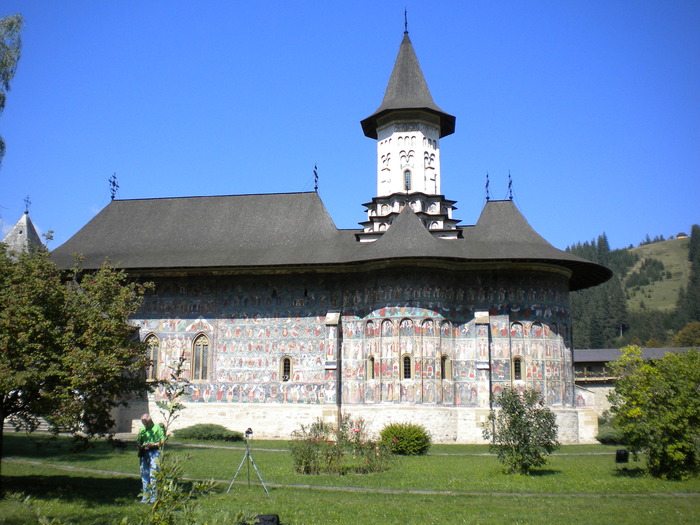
[1,1,698,251]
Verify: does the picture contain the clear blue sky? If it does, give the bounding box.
[1,1,698,251]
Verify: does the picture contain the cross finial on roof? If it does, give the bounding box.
[23,195,31,214]
[313,164,318,192]
[508,171,513,200]
[485,173,491,201]
[109,173,119,200]
[404,8,408,33]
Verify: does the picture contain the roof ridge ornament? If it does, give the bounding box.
[109,173,119,200]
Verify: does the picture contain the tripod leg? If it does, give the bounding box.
[227,451,249,493]
[248,455,270,495]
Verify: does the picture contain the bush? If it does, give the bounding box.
[172,424,244,442]
[482,388,560,474]
[596,412,625,445]
[380,422,432,455]
[289,415,391,475]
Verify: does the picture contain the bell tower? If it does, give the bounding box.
[357,30,460,242]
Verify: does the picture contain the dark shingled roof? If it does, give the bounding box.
[575,348,691,363]
[51,193,611,291]
[361,32,456,139]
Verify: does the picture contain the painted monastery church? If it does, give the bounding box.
[45,30,611,443]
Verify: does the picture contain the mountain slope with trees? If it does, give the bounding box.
[567,225,699,348]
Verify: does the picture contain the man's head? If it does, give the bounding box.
[141,413,154,429]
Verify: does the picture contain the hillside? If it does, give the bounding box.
[622,237,691,312]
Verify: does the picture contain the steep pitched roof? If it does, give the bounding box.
[2,212,43,254]
[50,192,344,270]
[461,200,612,289]
[51,194,611,291]
[361,32,455,139]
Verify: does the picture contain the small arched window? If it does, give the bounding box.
[440,355,451,381]
[367,356,375,380]
[144,334,159,381]
[192,334,210,381]
[513,356,523,381]
[404,170,411,191]
[281,356,292,382]
[402,355,412,379]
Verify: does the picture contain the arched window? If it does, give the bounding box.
[402,355,412,379]
[404,170,411,191]
[192,334,210,381]
[512,356,523,381]
[367,356,375,380]
[144,334,159,381]
[281,356,292,382]
[440,355,451,381]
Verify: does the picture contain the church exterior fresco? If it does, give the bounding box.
[134,268,576,410]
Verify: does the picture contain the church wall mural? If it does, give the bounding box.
[134,268,576,409]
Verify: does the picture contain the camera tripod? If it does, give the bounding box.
[227,429,269,495]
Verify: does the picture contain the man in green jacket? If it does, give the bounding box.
[137,413,165,503]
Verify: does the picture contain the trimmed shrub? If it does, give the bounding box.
[380,422,431,455]
[172,424,244,442]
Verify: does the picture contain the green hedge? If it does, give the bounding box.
[380,422,432,455]
[172,424,244,442]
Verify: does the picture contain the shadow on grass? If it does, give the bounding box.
[526,469,561,477]
[613,466,647,477]
[3,474,140,503]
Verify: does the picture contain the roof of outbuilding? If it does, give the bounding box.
[2,212,43,254]
[50,192,611,291]
[361,32,455,139]
[574,348,691,363]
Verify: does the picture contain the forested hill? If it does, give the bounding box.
[566,225,700,349]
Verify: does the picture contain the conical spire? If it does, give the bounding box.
[2,211,43,254]
[361,32,455,139]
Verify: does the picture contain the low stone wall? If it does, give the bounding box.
[127,398,597,444]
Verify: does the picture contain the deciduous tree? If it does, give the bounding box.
[0,13,24,166]
[0,244,152,491]
[608,345,700,479]
[483,388,560,474]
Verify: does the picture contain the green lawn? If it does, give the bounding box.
[1,434,699,524]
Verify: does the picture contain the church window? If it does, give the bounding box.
[440,355,451,380]
[402,354,412,379]
[281,356,292,382]
[367,356,375,380]
[513,356,523,381]
[192,334,210,381]
[404,170,411,191]
[144,334,159,381]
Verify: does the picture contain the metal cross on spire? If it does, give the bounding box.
[485,172,491,201]
[313,164,318,192]
[507,171,514,200]
[109,173,119,200]
[24,195,31,214]
[404,8,408,33]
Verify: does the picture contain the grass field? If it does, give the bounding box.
[625,237,691,312]
[1,434,699,524]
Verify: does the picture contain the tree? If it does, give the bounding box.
[676,225,700,327]
[608,346,700,479]
[671,321,700,348]
[0,244,152,491]
[0,13,24,167]
[482,388,560,474]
